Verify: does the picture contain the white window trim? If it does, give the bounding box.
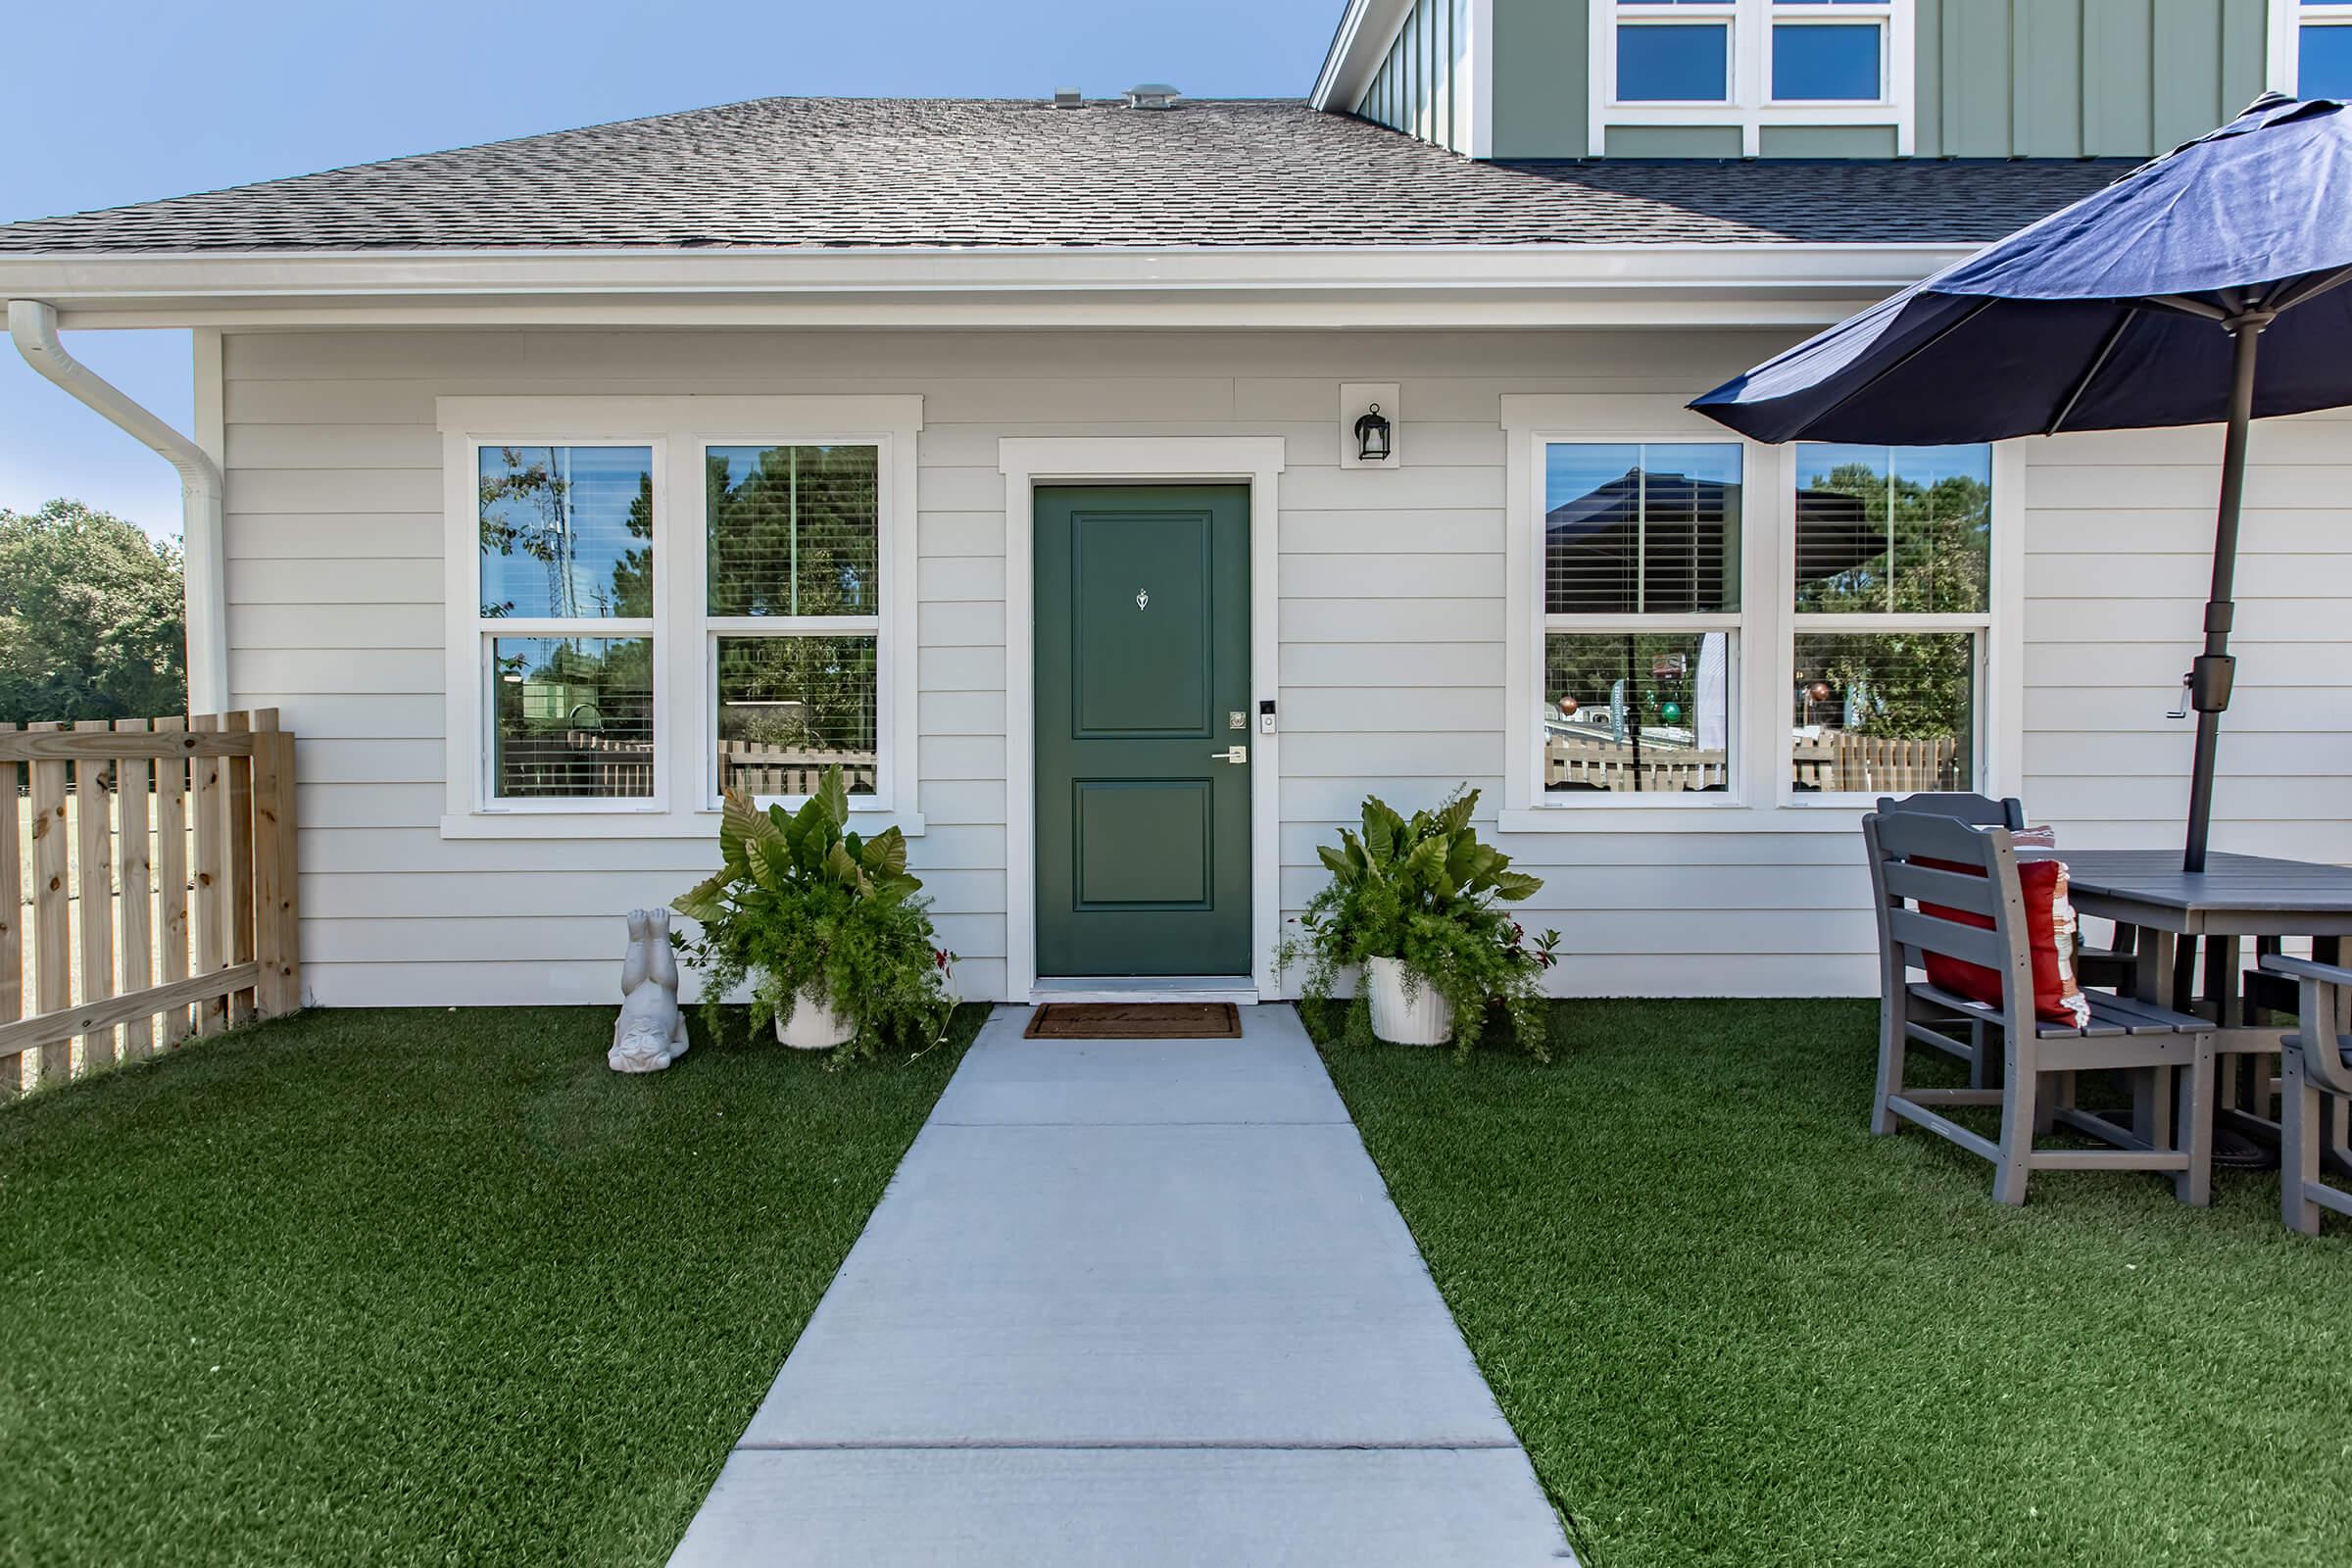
[436,395,923,840]
[1500,397,1778,831]
[1499,396,2019,834]
[1775,439,2022,808]
[2273,0,2352,94]
[1589,0,1916,157]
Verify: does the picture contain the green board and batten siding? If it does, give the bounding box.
[1395,0,2272,160]
[1914,0,2269,158]
[1358,0,1478,154]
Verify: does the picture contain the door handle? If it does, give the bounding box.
[1210,745,1248,764]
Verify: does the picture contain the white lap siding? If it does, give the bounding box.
[215,327,2352,1004]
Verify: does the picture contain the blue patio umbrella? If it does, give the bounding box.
[1691,94,2352,870]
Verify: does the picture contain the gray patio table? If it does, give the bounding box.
[2035,849,2352,1150]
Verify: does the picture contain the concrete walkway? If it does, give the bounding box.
[669,1004,1574,1567]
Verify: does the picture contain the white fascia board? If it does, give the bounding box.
[1310,0,1421,111]
[0,242,1968,329]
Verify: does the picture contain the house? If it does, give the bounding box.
[2,0,2346,1008]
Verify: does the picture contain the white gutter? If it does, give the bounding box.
[8,299,227,713]
[0,243,1968,324]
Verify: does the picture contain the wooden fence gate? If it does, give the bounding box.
[1,710,300,1097]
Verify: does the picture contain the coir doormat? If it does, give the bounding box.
[1023,1003,1243,1040]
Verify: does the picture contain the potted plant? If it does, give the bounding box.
[671,768,956,1058]
[1278,790,1560,1056]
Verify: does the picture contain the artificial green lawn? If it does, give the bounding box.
[0,1004,985,1567]
[1310,998,2352,1568]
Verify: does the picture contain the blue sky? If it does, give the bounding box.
[0,0,1336,538]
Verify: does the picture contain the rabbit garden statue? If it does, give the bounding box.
[610,907,690,1073]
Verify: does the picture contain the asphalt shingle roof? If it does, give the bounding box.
[0,97,2132,254]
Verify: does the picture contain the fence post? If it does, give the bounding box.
[223,711,258,1025]
[251,728,302,1016]
[190,713,227,1036]
[73,719,118,1071]
[153,716,193,1046]
[26,723,71,1084]
[114,718,155,1059]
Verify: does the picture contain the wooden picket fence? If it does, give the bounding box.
[1790,731,1961,794]
[716,742,878,797]
[2,710,300,1098]
[1544,731,1961,794]
[1546,738,1730,793]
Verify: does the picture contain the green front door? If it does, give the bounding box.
[1035,485,1251,977]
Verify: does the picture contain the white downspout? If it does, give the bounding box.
[8,299,227,713]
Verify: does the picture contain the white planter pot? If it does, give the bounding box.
[773,985,856,1050]
[1366,956,1451,1047]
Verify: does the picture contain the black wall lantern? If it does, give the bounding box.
[1353,403,1393,463]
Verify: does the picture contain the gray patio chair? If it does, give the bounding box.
[2257,955,2352,1236]
[1876,792,2134,992]
[1863,810,2216,1207]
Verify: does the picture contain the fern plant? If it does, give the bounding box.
[1277,789,1561,1057]
[671,767,957,1060]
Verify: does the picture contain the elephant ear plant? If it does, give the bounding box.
[672,767,957,1060]
[1278,789,1561,1057]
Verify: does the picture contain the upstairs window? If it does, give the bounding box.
[1617,2,1736,102]
[1594,0,1913,156]
[1771,2,1887,101]
[2295,3,2352,97]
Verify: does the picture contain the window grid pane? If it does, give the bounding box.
[1790,630,1975,795]
[1544,631,1733,794]
[490,636,654,800]
[1772,22,1882,100]
[1792,444,1989,614]
[1617,23,1732,100]
[1547,442,1741,615]
[478,446,654,620]
[715,634,878,797]
[707,444,880,618]
[2304,23,2352,99]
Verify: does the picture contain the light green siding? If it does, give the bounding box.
[1356,0,1475,154]
[1493,0,1590,158]
[1757,124,1899,159]
[1915,0,2268,158]
[1385,0,2271,161]
[1608,125,1744,158]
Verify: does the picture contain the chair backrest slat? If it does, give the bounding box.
[1876,792,2026,830]
[1886,906,2011,974]
[1880,857,2004,920]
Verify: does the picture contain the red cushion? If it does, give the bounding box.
[1917,856,2091,1028]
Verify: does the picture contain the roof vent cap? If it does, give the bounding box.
[1052,87,1083,109]
[1124,82,1182,110]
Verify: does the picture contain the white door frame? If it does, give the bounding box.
[1000,437,1286,1003]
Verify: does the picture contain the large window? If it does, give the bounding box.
[707,444,882,799]
[440,397,922,833]
[2292,2,2352,97]
[1542,441,1741,796]
[1594,0,1912,155]
[1788,444,1990,798]
[476,444,658,802]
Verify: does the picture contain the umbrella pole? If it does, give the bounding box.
[2182,318,2264,873]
